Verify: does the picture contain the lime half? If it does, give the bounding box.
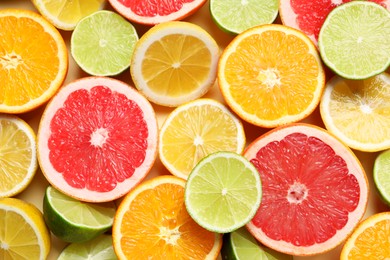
[221,227,293,260]
[43,186,116,243]
[58,234,117,260]
[373,149,390,206]
[71,10,138,76]
[318,1,390,79]
[184,151,262,233]
[210,0,279,34]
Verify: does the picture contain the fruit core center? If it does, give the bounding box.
[90,128,109,147]
[360,104,372,114]
[241,0,248,5]
[0,241,9,250]
[193,136,203,146]
[331,0,342,5]
[257,68,281,88]
[160,226,180,245]
[172,62,181,69]
[1,52,22,70]
[222,188,228,196]
[287,182,308,204]
[357,37,363,44]
[99,39,108,47]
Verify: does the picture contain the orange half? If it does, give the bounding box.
[0,9,68,114]
[218,24,325,128]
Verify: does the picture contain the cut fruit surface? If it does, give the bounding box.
[373,149,390,206]
[0,198,50,260]
[185,151,262,233]
[113,175,222,259]
[0,115,37,198]
[244,124,369,256]
[31,0,105,30]
[37,76,158,202]
[131,21,219,107]
[0,9,68,114]
[108,0,207,25]
[340,212,390,259]
[318,1,390,79]
[218,24,325,128]
[320,73,390,152]
[159,98,246,179]
[43,186,116,243]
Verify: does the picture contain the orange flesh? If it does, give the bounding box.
[119,183,217,258]
[0,16,60,106]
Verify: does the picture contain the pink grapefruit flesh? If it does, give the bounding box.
[244,124,368,256]
[108,0,207,25]
[279,0,390,45]
[38,77,158,203]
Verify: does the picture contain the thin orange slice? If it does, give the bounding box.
[0,9,68,114]
[113,175,222,259]
[218,24,325,128]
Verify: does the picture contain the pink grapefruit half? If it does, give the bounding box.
[279,0,390,45]
[37,77,158,203]
[107,0,207,25]
[244,123,369,256]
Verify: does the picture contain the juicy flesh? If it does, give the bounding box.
[0,16,60,106]
[118,0,196,17]
[119,183,216,258]
[48,85,149,192]
[250,133,360,246]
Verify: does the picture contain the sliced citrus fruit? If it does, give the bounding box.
[373,149,390,206]
[159,98,246,180]
[221,227,293,260]
[43,185,116,243]
[210,0,279,35]
[318,1,390,79]
[340,211,390,259]
[58,234,117,260]
[37,76,158,202]
[320,73,390,152]
[0,9,68,114]
[279,0,390,45]
[185,151,262,233]
[31,0,105,31]
[218,24,325,128]
[113,175,222,259]
[0,115,37,198]
[131,21,220,107]
[244,123,369,256]
[71,10,139,76]
[108,0,207,25]
[0,198,50,260]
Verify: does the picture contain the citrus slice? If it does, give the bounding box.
[113,175,222,259]
[373,149,390,206]
[159,98,246,180]
[0,198,50,260]
[279,0,390,45]
[37,76,158,202]
[31,0,105,31]
[244,124,369,256]
[71,10,139,76]
[218,24,325,128]
[58,235,117,260]
[318,1,390,79]
[0,115,37,198]
[210,0,279,34]
[320,73,390,152]
[221,227,293,260]
[185,151,262,233]
[0,9,68,114]
[108,0,207,25]
[43,186,116,243]
[340,212,390,259]
[130,21,220,107]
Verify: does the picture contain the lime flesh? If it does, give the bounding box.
[374,149,390,206]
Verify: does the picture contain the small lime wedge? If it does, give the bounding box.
[58,234,117,260]
[71,10,138,76]
[185,151,262,233]
[210,0,279,34]
[318,1,390,79]
[43,186,116,243]
[373,149,390,206]
[221,227,293,260]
